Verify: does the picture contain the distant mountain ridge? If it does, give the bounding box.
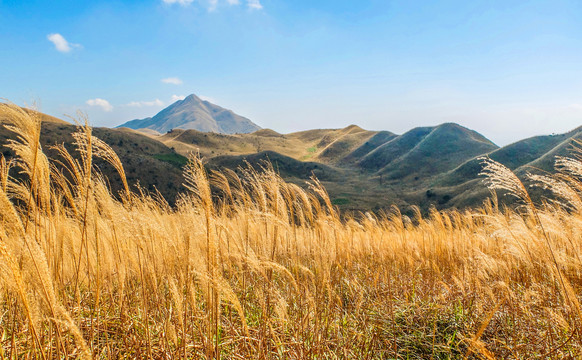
[117,94,261,134]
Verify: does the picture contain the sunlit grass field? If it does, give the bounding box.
[1,103,582,359]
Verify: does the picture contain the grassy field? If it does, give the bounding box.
[1,104,582,359]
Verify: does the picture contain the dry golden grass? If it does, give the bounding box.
[1,103,582,359]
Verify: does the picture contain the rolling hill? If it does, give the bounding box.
[439,127,582,186]
[358,123,498,177]
[151,125,381,165]
[0,105,187,203]
[374,123,498,180]
[3,104,582,212]
[118,94,261,134]
[423,127,582,209]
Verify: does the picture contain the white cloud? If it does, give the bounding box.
[227,0,240,4]
[208,0,218,11]
[86,98,113,112]
[127,99,165,107]
[247,0,262,10]
[161,77,183,85]
[162,0,194,5]
[171,94,186,102]
[47,33,81,53]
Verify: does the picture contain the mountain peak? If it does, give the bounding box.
[180,94,203,104]
[117,94,261,134]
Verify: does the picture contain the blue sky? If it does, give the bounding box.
[1,0,581,145]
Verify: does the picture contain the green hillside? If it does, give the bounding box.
[4,104,581,213]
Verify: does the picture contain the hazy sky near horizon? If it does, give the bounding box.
[1,0,582,146]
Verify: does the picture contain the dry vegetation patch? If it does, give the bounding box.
[0,103,582,358]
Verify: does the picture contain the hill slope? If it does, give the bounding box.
[118,94,261,134]
[358,123,498,179]
[5,104,582,212]
[153,125,382,165]
[439,127,582,187]
[379,123,498,180]
[0,108,187,203]
[428,126,582,209]
[206,151,341,182]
